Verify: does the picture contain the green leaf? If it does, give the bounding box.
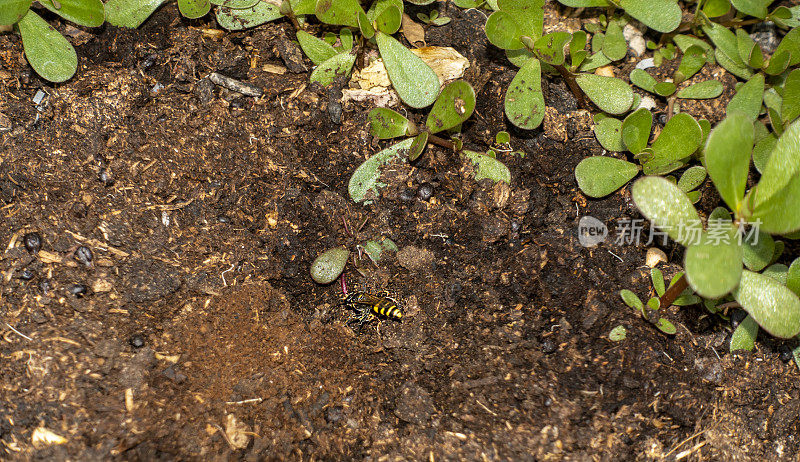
[357,10,375,39]
[211,0,259,7]
[742,230,774,272]
[315,0,362,27]
[17,10,77,83]
[629,68,657,93]
[773,27,800,67]
[787,258,800,296]
[764,50,791,76]
[368,108,409,139]
[621,108,652,154]
[753,132,777,174]
[310,246,349,284]
[496,131,511,144]
[703,0,730,17]
[733,270,800,338]
[309,52,355,86]
[426,80,476,134]
[703,22,746,68]
[105,0,168,28]
[0,0,32,25]
[656,318,677,335]
[631,176,701,247]
[593,117,624,152]
[730,0,768,19]
[618,0,681,33]
[781,69,800,124]
[715,47,754,79]
[363,240,384,262]
[375,4,401,34]
[177,0,210,18]
[504,58,545,129]
[462,150,511,183]
[751,120,800,234]
[726,73,764,120]
[376,32,439,109]
[506,48,536,68]
[289,0,316,14]
[216,2,282,29]
[497,0,544,40]
[763,264,788,285]
[730,314,758,352]
[484,11,524,50]
[296,30,337,65]
[651,268,665,296]
[704,112,754,212]
[674,45,706,84]
[609,325,627,341]
[575,156,639,198]
[38,0,105,27]
[602,20,626,61]
[677,166,706,192]
[654,81,677,97]
[557,0,608,5]
[579,51,612,72]
[576,74,634,115]
[673,34,714,56]
[646,113,702,169]
[408,132,428,161]
[620,289,644,313]
[676,80,723,99]
[349,138,413,203]
[365,0,402,22]
[534,31,571,66]
[684,225,743,299]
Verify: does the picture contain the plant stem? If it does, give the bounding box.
[659,273,689,309]
[427,133,456,150]
[554,64,588,109]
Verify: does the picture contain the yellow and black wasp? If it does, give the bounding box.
[341,289,403,328]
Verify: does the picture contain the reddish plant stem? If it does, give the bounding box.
[659,273,689,309]
[554,64,587,109]
[427,133,456,150]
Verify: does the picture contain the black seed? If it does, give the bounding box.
[19,269,34,280]
[779,344,794,363]
[74,246,93,266]
[730,308,747,329]
[99,168,114,186]
[129,335,145,348]
[541,338,557,354]
[23,232,42,253]
[68,283,87,298]
[417,183,434,201]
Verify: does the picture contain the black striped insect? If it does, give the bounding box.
[341,290,403,327]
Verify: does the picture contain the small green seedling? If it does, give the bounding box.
[620,268,698,335]
[608,325,627,341]
[3,0,104,82]
[417,10,451,26]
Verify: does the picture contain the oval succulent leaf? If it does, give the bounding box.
[704,112,753,212]
[674,45,707,84]
[621,108,652,154]
[774,27,800,67]
[178,0,211,19]
[211,0,260,7]
[618,0,682,33]
[296,30,337,65]
[684,230,743,299]
[575,156,639,198]
[781,69,800,125]
[534,31,571,66]
[310,246,349,284]
[505,58,545,129]
[216,2,282,30]
[309,52,355,86]
[105,0,168,28]
[365,0,402,22]
[426,80,476,134]
[376,32,439,109]
[676,80,723,99]
[788,258,800,296]
[375,4,401,34]
[315,0,362,27]
[733,270,800,338]
[729,314,758,352]
[0,0,32,25]
[593,117,624,152]
[654,81,677,97]
[17,10,77,83]
[38,0,105,27]
[726,73,765,120]
[601,21,626,61]
[742,230,774,272]
[751,120,800,234]
[631,176,701,247]
[349,138,413,203]
[647,113,702,167]
[368,108,409,139]
[677,166,706,192]
[485,11,524,50]
[730,0,767,19]
[576,74,634,115]
[408,132,428,161]
[462,150,511,183]
[630,68,657,93]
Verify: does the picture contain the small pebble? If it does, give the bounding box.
[74,246,94,266]
[730,309,747,329]
[19,269,34,280]
[130,335,145,349]
[510,221,521,232]
[99,168,114,186]
[39,280,51,295]
[327,101,342,124]
[779,344,794,363]
[541,338,557,354]
[217,215,230,223]
[68,283,87,298]
[417,183,434,201]
[23,232,42,253]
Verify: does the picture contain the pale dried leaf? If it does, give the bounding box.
[401,13,425,47]
[31,427,68,448]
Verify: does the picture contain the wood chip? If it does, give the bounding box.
[262,64,287,74]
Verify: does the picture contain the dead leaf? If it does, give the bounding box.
[31,427,68,448]
[401,13,425,47]
[225,414,251,450]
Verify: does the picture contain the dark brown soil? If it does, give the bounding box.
[1,3,799,461]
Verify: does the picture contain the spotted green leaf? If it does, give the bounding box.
[575,156,639,198]
[733,270,800,338]
[177,0,210,19]
[677,166,706,192]
[618,0,681,33]
[576,74,634,115]
[368,108,409,139]
[730,314,758,351]
[462,150,511,183]
[631,176,701,247]
[216,1,282,29]
[17,10,77,82]
[645,113,702,172]
[0,0,32,25]
[674,45,706,84]
[676,80,723,99]
[309,52,355,86]
[315,0,363,26]
[105,0,168,28]
[505,58,545,129]
[310,246,349,284]
[594,117,624,152]
[376,32,439,109]
[426,80,476,134]
[349,138,413,203]
[602,20,626,61]
[621,108,652,154]
[296,30,337,65]
[37,0,104,27]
